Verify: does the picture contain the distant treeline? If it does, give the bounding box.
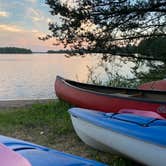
[137,37,166,59]
[0,47,32,54]
[47,50,70,53]
[117,37,166,58]
[47,37,166,59]
[47,49,97,54]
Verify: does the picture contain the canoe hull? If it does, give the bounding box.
[55,76,166,118]
[69,108,166,166]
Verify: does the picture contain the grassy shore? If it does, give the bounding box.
[0,100,137,166]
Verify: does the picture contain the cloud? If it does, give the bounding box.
[0,25,62,51]
[0,1,62,51]
[28,8,44,22]
[0,11,9,17]
[0,24,25,32]
[27,7,54,27]
[25,0,36,3]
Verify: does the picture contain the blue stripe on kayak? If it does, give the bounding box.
[68,108,166,147]
[0,135,107,166]
[106,113,156,126]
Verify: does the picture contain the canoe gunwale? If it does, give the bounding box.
[57,76,166,94]
[57,76,166,104]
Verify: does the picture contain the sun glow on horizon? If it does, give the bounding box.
[0,0,60,52]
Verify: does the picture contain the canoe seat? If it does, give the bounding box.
[113,93,143,98]
[113,93,132,97]
[131,93,143,97]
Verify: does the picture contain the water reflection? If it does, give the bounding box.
[0,53,135,100]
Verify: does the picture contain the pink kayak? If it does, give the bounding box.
[119,109,165,119]
[138,80,166,91]
[0,143,31,166]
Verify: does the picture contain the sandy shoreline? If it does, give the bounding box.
[0,99,55,109]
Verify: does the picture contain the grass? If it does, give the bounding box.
[0,100,137,166]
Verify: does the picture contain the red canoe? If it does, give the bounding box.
[55,76,166,119]
[138,80,166,91]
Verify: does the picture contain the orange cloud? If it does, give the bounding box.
[0,24,25,32]
[0,25,63,51]
[0,11,9,17]
[25,0,36,3]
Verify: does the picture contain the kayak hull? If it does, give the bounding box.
[0,135,107,166]
[69,108,166,166]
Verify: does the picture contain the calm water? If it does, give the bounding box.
[0,53,135,100]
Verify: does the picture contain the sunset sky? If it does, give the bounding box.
[0,0,61,52]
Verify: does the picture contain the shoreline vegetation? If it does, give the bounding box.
[1,36,165,59]
[0,47,32,54]
[0,99,138,166]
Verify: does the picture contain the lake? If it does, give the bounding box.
[0,53,135,100]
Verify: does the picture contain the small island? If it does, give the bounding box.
[0,47,32,54]
[47,49,94,54]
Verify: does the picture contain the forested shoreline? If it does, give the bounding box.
[47,37,166,60]
[0,47,32,54]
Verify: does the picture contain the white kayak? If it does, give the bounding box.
[69,108,166,166]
